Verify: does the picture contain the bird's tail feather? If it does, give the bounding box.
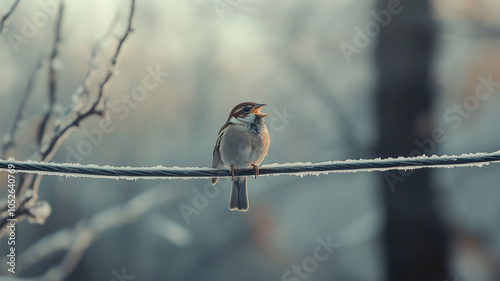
[229,176,248,211]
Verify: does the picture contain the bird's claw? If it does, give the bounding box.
[251,164,259,179]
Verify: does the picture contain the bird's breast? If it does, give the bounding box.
[219,123,269,168]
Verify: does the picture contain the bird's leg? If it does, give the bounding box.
[251,164,259,179]
[230,165,235,181]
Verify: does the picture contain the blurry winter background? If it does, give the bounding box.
[0,0,499,280]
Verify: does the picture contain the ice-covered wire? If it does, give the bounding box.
[1,151,499,180]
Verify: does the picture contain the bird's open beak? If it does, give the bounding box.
[253,104,268,117]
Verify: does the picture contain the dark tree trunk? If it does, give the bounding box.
[374,0,450,280]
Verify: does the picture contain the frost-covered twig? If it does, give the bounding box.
[36,1,64,149]
[78,13,119,101]
[1,150,500,180]
[0,186,181,280]
[0,0,136,236]
[2,57,43,158]
[3,1,65,231]
[0,0,20,33]
[50,12,119,143]
[39,0,135,160]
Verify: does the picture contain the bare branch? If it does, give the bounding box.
[0,0,20,33]
[36,1,64,149]
[1,186,180,280]
[2,57,43,157]
[5,2,65,221]
[88,0,136,114]
[52,11,120,127]
[79,13,119,102]
[0,0,137,238]
[39,0,136,161]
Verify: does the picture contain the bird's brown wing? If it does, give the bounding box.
[212,123,229,184]
[212,137,223,169]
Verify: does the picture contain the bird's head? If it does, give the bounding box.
[227,102,268,124]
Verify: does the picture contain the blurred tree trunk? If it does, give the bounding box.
[374,0,450,280]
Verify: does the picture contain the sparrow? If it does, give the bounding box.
[212,102,270,212]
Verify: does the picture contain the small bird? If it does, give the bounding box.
[212,102,270,212]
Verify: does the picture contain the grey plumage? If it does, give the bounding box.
[229,176,248,211]
[211,102,270,212]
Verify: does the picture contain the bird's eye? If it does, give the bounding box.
[242,107,251,112]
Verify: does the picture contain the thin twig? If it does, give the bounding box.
[36,1,64,149]
[0,0,137,238]
[87,0,136,114]
[80,13,119,100]
[10,1,65,215]
[39,0,136,161]
[43,187,175,281]
[2,57,43,157]
[0,186,179,280]
[32,188,175,280]
[50,13,119,141]
[0,0,20,33]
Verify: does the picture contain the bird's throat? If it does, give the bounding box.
[250,119,261,134]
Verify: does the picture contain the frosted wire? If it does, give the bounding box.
[1,150,500,180]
